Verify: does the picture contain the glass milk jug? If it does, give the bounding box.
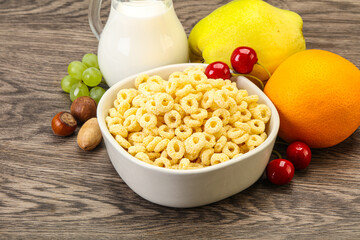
[89,0,189,86]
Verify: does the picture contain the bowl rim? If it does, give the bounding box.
[97,63,280,175]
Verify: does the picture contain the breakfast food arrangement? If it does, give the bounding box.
[51,0,360,206]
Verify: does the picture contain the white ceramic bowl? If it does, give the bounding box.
[97,63,280,208]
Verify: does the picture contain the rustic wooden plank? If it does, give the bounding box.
[0,0,359,239]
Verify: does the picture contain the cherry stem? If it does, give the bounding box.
[256,62,272,79]
[271,150,283,159]
[232,73,265,90]
[275,140,289,146]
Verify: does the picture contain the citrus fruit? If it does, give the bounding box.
[264,49,360,148]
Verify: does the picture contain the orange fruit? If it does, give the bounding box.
[264,49,360,148]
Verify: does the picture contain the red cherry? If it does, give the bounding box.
[230,46,258,74]
[205,61,231,80]
[266,159,295,185]
[286,141,312,170]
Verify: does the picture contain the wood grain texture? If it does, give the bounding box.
[0,0,359,239]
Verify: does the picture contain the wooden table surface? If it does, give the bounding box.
[1,0,359,239]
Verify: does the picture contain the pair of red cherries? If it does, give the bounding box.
[204,46,259,80]
[267,141,312,185]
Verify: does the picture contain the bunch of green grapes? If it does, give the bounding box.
[61,53,107,104]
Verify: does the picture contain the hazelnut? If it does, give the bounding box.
[70,96,97,123]
[51,111,77,136]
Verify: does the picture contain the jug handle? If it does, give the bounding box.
[88,0,103,40]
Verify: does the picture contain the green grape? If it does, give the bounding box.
[70,82,89,102]
[68,61,87,80]
[82,67,102,87]
[82,53,99,69]
[61,75,81,93]
[90,86,106,105]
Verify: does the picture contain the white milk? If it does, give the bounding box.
[98,1,189,86]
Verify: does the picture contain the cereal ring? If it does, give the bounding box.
[184,152,199,161]
[260,132,267,141]
[196,83,212,92]
[147,152,161,160]
[145,98,158,115]
[247,119,265,134]
[164,110,182,128]
[128,145,146,156]
[209,78,225,88]
[139,113,157,129]
[160,150,168,159]
[246,134,264,147]
[137,83,153,96]
[210,153,229,165]
[179,158,190,169]
[234,122,251,133]
[108,108,123,118]
[117,89,138,103]
[147,75,164,91]
[143,135,155,146]
[222,83,238,98]
[124,107,138,119]
[135,152,153,165]
[175,84,194,98]
[135,74,149,89]
[201,89,215,109]
[235,90,248,104]
[232,133,250,145]
[212,109,230,125]
[167,138,185,160]
[214,136,227,153]
[227,127,245,139]
[180,94,199,114]
[204,117,223,134]
[135,107,147,122]
[128,132,147,143]
[154,157,172,168]
[165,80,177,96]
[146,136,162,152]
[154,138,170,153]
[244,95,259,104]
[200,148,214,166]
[238,109,252,122]
[184,132,206,154]
[188,70,207,86]
[155,93,174,114]
[114,100,130,115]
[203,132,216,148]
[173,103,186,118]
[158,125,175,139]
[132,95,147,108]
[115,135,131,149]
[229,111,241,124]
[123,115,141,132]
[222,142,240,158]
[109,123,128,138]
[184,116,203,128]
[175,125,193,141]
[214,90,230,108]
[106,116,123,128]
[191,108,208,121]
[253,104,271,123]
